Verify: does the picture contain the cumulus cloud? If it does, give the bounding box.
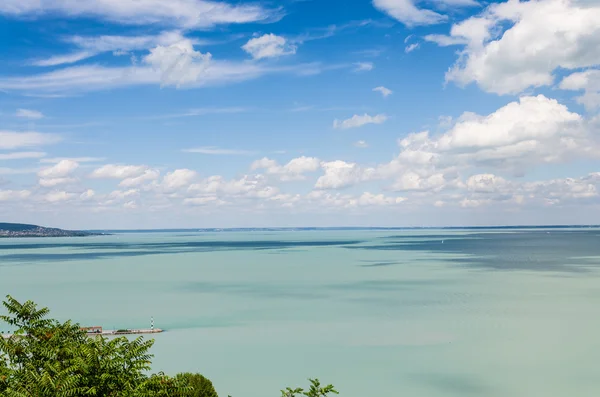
[38,160,80,187]
[144,38,212,87]
[560,69,600,110]
[242,34,297,60]
[161,169,198,190]
[333,113,387,129]
[373,86,392,97]
[354,140,369,148]
[436,0,600,95]
[315,161,376,190]
[0,131,60,149]
[15,109,44,119]
[396,95,592,172]
[120,169,160,187]
[38,160,79,178]
[90,164,150,179]
[0,0,277,29]
[44,191,75,203]
[251,156,320,181]
[0,190,31,201]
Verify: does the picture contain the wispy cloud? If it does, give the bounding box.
[0,0,280,29]
[0,60,342,94]
[183,147,257,155]
[16,109,44,119]
[373,86,392,97]
[31,51,95,67]
[333,113,387,129]
[0,131,61,150]
[405,43,420,53]
[146,107,249,120]
[353,62,374,72]
[40,157,106,164]
[0,152,46,160]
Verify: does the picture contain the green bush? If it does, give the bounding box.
[176,372,219,397]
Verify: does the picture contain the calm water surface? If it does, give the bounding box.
[1,229,600,397]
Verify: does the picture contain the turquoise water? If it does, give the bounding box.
[1,229,600,396]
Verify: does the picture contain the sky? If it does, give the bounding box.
[0,0,599,229]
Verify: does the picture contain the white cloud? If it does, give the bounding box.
[40,157,105,164]
[123,200,138,209]
[0,131,59,150]
[38,160,79,178]
[373,0,446,26]
[356,192,406,206]
[80,189,95,200]
[188,175,278,199]
[0,58,334,94]
[30,32,193,67]
[251,156,320,181]
[90,164,149,179]
[466,173,509,193]
[39,177,77,187]
[0,65,159,93]
[0,0,276,29]
[144,38,212,87]
[353,62,374,72]
[0,152,46,160]
[424,34,469,47]
[119,169,160,187]
[31,52,95,67]
[44,191,75,203]
[15,109,44,119]
[333,113,387,129]
[405,43,419,53]
[242,34,297,60]
[38,160,80,187]
[0,167,38,176]
[396,95,591,172]
[354,140,369,148]
[437,0,600,95]
[315,160,376,190]
[161,169,198,190]
[0,190,31,201]
[183,147,255,155]
[560,69,600,110]
[373,86,392,97]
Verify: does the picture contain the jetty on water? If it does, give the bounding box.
[2,317,163,338]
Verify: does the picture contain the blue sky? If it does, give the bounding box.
[1,0,599,229]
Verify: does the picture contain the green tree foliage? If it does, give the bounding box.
[0,295,187,396]
[281,379,338,397]
[175,373,218,397]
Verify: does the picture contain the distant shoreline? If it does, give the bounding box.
[87,225,600,233]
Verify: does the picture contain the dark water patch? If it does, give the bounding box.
[0,240,362,262]
[359,260,400,268]
[349,231,600,272]
[0,239,362,252]
[412,373,491,396]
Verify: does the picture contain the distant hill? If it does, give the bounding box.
[0,223,102,238]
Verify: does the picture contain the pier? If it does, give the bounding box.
[2,325,163,339]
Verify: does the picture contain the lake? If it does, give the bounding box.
[1,228,600,397]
